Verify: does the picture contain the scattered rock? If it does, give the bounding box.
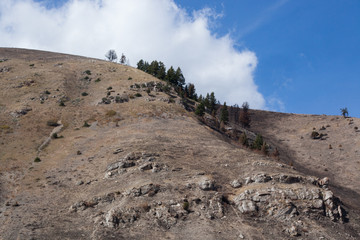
[237,200,257,214]
[199,178,215,191]
[76,180,84,186]
[10,107,32,118]
[113,148,123,154]
[318,177,329,188]
[230,179,242,188]
[286,225,299,236]
[139,162,153,171]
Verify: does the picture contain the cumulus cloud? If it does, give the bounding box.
[0,0,265,108]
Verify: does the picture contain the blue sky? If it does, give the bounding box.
[2,0,360,117]
[179,0,360,117]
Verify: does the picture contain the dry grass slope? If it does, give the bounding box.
[0,48,359,239]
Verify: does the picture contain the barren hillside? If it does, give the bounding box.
[0,48,359,239]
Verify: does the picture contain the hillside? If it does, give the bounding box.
[0,48,359,239]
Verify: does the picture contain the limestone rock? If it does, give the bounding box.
[199,178,215,191]
[230,179,242,188]
[139,162,153,171]
[237,200,257,213]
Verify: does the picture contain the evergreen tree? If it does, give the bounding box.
[184,85,189,98]
[239,101,251,128]
[187,83,196,100]
[148,60,159,76]
[137,59,145,70]
[165,66,177,85]
[209,92,216,113]
[252,134,264,150]
[195,102,205,116]
[220,102,229,124]
[120,53,127,64]
[175,67,185,87]
[105,49,118,62]
[203,93,210,111]
[143,61,150,72]
[156,61,166,80]
[340,107,349,118]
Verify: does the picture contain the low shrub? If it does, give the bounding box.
[107,86,113,90]
[84,70,91,75]
[47,120,59,127]
[34,157,41,162]
[182,201,189,211]
[95,78,101,82]
[83,121,91,127]
[52,133,63,139]
[252,134,264,150]
[128,77,133,80]
[106,110,116,117]
[44,90,51,94]
[239,132,248,146]
[102,98,111,104]
[81,92,88,96]
[311,131,320,139]
[59,101,65,107]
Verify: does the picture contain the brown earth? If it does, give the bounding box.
[0,48,359,239]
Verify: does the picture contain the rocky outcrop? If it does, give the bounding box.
[105,152,165,178]
[233,173,345,225]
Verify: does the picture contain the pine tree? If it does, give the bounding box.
[252,134,263,150]
[195,102,205,116]
[209,92,216,113]
[137,59,145,70]
[157,61,166,80]
[148,60,159,76]
[220,102,229,124]
[120,53,127,64]
[165,66,176,85]
[187,83,196,100]
[105,50,118,62]
[175,67,185,87]
[239,102,251,128]
[204,93,210,111]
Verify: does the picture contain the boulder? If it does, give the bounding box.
[230,180,242,188]
[199,178,215,191]
[238,200,257,213]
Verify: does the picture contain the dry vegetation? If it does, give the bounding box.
[0,48,359,239]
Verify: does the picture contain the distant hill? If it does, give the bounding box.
[0,48,359,239]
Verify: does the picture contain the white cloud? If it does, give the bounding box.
[0,0,265,108]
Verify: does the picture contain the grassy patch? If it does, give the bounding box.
[106,110,117,117]
[0,125,10,130]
